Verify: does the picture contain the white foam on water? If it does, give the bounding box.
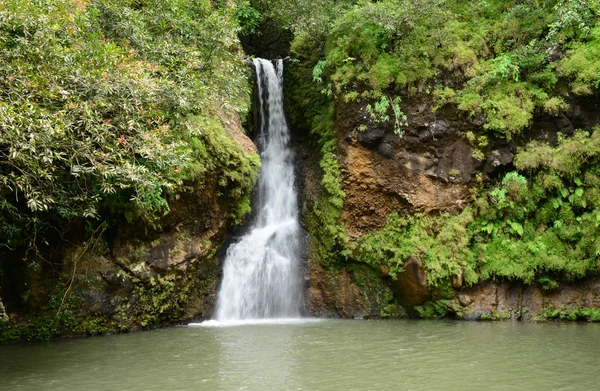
[190,318,323,328]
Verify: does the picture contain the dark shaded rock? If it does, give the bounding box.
[484,147,514,175]
[357,126,386,147]
[566,102,600,131]
[403,135,421,145]
[548,45,563,62]
[556,114,574,135]
[417,126,431,141]
[435,140,476,183]
[463,310,491,321]
[78,291,114,314]
[238,17,293,60]
[390,257,429,306]
[431,119,449,138]
[378,142,393,158]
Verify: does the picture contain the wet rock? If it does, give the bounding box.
[555,114,574,135]
[357,126,385,148]
[458,293,473,307]
[435,140,476,183]
[496,282,523,320]
[378,142,394,159]
[463,310,491,321]
[484,148,514,175]
[335,270,369,318]
[307,261,368,318]
[431,119,449,138]
[521,286,544,320]
[390,258,429,306]
[460,278,600,321]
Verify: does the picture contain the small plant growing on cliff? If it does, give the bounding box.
[365,95,408,138]
[312,60,333,96]
[465,131,488,161]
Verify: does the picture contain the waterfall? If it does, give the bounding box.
[214,58,302,321]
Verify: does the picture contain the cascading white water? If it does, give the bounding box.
[214,58,302,321]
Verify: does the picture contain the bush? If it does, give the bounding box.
[0,0,258,250]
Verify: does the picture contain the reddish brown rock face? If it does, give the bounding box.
[307,261,368,318]
[459,279,600,320]
[334,97,475,239]
[389,258,429,306]
[339,142,470,238]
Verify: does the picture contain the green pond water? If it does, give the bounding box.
[1,319,599,390]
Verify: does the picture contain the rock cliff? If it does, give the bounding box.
[291,63,600,320]
[0,112,258,341]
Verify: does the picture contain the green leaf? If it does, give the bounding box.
[554,220,562,229]
[510,221,523,236]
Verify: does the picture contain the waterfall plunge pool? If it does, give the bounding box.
[1,319,599,390]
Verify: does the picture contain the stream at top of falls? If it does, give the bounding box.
[214,58,302,322]
[2,320,600,390]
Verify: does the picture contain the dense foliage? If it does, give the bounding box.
[358,130,600,289]
[0,0,259,252]
[277,0,600,297]
[275,0,600,138]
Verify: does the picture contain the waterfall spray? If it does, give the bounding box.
[214,58,302,320]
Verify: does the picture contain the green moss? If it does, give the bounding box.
[304,106,349,267]
[111,270,192,331]
[559,26,600,95]
[0,282,79,342]
[75,317,111,336]
[352,129,600,293]
[184,115,261,225]
[286,35,349,268]
[352,265,405,318]
[479,310,512,321]
[414,300,453,319]
[280,0,598,141]
[540,306,600,322]
[356,211,478,290]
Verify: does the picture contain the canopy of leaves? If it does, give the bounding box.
[0,0,258,251]
[283,0,600,139]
